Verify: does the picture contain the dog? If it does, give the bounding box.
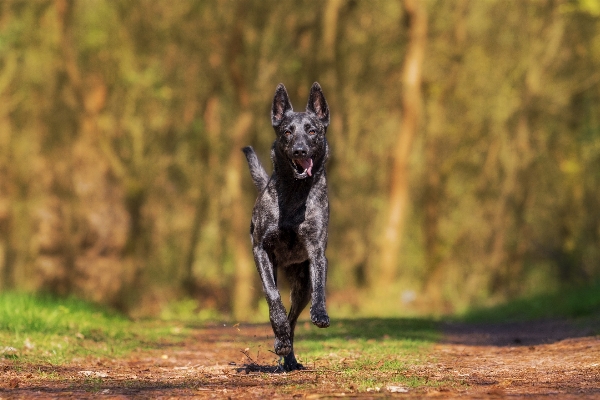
[242,82,331,371]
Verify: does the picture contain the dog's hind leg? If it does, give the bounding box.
[283,261,311,371]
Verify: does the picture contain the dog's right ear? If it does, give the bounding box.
[271,83,293,128]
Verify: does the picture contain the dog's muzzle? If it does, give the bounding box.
[291,158,313,179]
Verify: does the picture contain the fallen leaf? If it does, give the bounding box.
[386,385,409,393]
[9,377,19,388]
[78,371,108,378]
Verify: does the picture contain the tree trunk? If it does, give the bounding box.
[183,96,219,295]
[378,0,427,285]
[228,112,255,321]
[227,3,256,320]
[422,0,468,305]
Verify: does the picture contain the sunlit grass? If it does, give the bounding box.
[0,292,185,365]
[289,318,444,391]
[0,292,128,336]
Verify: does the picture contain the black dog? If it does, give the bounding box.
[242,82,331,371]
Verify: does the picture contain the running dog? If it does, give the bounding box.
[242,82,331,370]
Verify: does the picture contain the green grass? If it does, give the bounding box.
[460,281,600,323]
[0,292,185,365]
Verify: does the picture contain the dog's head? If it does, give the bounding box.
[271,82,330,180]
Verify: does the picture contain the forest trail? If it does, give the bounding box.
[2,319,599,398]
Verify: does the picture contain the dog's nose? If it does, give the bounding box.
[292,145,308,158]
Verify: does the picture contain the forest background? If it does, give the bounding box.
[1,0,599,321]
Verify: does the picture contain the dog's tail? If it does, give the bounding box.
[242,146,269,192]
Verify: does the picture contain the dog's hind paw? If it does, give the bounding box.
[274,336,292,356]
[310,310,330,328]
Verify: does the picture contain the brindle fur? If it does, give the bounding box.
[242,82,331,371]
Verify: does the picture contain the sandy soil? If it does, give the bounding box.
[1,319,599,398]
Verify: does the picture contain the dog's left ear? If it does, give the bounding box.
[306,82,330,127]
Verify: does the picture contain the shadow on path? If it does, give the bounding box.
[441,317,600,347]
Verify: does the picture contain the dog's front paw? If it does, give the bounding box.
[274,336,292,356]
[283,351,304,371]
[310,307,330,328]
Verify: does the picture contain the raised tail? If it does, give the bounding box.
[242,146,269,192]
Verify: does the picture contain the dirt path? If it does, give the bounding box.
[418,319,600,398]
[2,319,599,398]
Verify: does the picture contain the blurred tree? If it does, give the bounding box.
[378,0,427,289]
[0,0,599,317]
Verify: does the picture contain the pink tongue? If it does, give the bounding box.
[296,158,313,176]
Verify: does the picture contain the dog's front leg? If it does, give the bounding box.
[309,248,330,328]
[253,246,292,356]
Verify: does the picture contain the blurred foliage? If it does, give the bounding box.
[460,280,600,323]
[0,0,599,318]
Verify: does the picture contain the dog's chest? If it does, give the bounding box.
[270,206,317,266]
[271,227,309,267]
[257,177,327,267]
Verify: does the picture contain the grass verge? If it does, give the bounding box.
[0,292,185,365]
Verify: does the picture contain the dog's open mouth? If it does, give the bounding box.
[291,158,313,179]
